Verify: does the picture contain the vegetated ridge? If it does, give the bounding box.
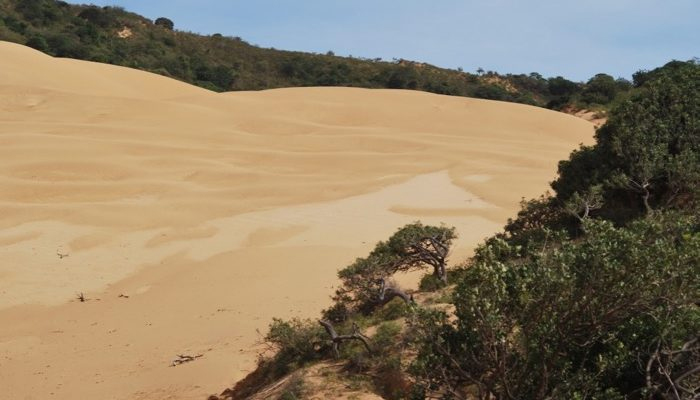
[1,0,639,114]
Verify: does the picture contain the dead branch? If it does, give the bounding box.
[646,335,700,399]
[319,320,371,358]
[377,278,412,306]
[629,178,654,215]
[171,353,203,367]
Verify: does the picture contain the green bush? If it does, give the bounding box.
[581,73,619,105]
[418,273,445,292]
[413,213,700,399]
[265,318,325,371]
[553,60,700,223]
[372,322,403,352]
[374,297,410,321]
[411,64,700,398]
[154,17,174,30]
[25,35,48,52]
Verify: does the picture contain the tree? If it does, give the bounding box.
[385,65,419,89]
[552,60,700,223]
[77,7,116,28]
[472,84,510,101]
[25,35,48,52]
[546,76,581,108]
[155,17,174,30]
[547,76,579,97]
[581,73,618,104]
[384,222,456,283]
[328,222,455,319]
[46,33,87,58]
[15,0,58,26]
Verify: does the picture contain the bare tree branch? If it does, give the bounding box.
[318,320,371,358]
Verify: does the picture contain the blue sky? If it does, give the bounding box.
[66,0,698,81]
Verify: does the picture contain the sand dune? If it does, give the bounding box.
[0,41,594,399]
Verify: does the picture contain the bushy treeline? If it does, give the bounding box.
[1,0,634,110]
[410,60,700,399]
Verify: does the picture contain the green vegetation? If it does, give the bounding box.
[327,222,455,320]
[553,61,700,224]
[412,215,699,399]
[215,60,699,400]
[1,0,640,112]
[220,223,455,399]
[18,1,694,397]
[411,60,700,399]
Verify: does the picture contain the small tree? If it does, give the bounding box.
[385,222,456,283]
[328,222,455,318]
[154,17,174,30]
[581,73,618,104]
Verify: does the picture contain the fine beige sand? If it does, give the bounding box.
[0,41,594,399]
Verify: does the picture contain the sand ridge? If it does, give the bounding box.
[0,41,594,399]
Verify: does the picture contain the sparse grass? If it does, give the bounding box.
[372,321,403,351]
[279,374,305,400]
[431,290,453,304]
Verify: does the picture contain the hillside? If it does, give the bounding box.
[214,59,700,400]
[0,41,594,399]
[0,0,633,110]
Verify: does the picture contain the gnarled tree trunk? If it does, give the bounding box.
[319,320,372,358]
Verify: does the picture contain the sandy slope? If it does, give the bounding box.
[0,41,594,399]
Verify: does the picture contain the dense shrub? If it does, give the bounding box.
[413,215,700,399]
[553,60,700,223]
[25,34,48,52]
[264,318,326,371]
[154,17,174,30]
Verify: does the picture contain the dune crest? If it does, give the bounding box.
[0,42,593,399]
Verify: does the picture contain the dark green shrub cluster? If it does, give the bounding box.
[264,318,327,372]
[553,60,700,224]
[413,215,700,399]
